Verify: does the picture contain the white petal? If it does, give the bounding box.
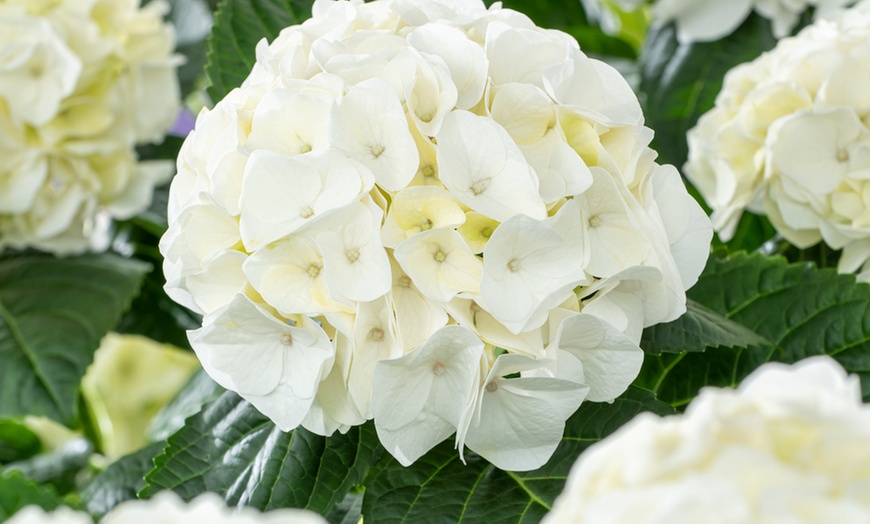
[394,227,483,303]
[554,313,643,402]
[329,78,419,191]
[436,110,547,222]
[407,24,488,110]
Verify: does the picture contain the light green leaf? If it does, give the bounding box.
[81,442,165,519]
[637,251,870,406]
[361,388,673,523]
[640,299,771,355]
[0,471,65,522]
[0,254,149,426]
[205,0,314,103]
[141,391,381,517]
[639,15,776,167]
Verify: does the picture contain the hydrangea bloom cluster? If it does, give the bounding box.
[590,0,857,43]
[161,0,711,471]
[686,2,870,278]
[8,492,325,524]
[0,0,181,254]
[543,357,870,523]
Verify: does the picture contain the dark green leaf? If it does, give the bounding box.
[326,491,363,524]
[640,299,770,355]
[0,254,149,426]
[205,0,314,103]
[147,370,224,442]
[5,438,92,497]
[141,391,381,516]
[0,421,41,465]
[638,251,870,405]
[0,470,65,521]
[362,388,673,523]
[81,442,165,519]
[640,15,776,167]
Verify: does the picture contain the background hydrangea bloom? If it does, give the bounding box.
[8,492,325,524]
[161,0,711,471]
[543,356,870,523]
[686,1,870,278]
[0,0,181,254]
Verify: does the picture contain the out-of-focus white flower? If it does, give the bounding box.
[82,334,199,460]
[686,2,870,279]
[585,0,859,43]
[544,356,870,523]
[162,0,711,471]
[0,0,181,254]
[8,492,326,524]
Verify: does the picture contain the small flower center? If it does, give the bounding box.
[433,250,447,263]
[470,178,490,196]
[280,333,293,346]
[588,215,602,228]
[486,381,499,393]
[481,227,493,238]
[368,327,385,342]
[507,258,521,273]
[422,165,435,178]
[345,248,361,263]
[433,362,446,376]
[299,143,312,154]
[300,206,314,219]
[371,144,386,158]
[307,263,321,278]
[419,112,433,123]
[837,149,849,163]
[420,219,433,231]
[398,275,412,288]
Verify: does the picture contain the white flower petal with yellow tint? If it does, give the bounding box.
[381,186,466,247]
[302,332,366,435]
[405,53,458,137]
[458,354,589,471]
[189,294,334,431]
[394,227,483,303]
[543,51,643,127]
[390,255,449,351]
[187,250,248,316]
[485,22,575,88]
[457,212,500,254]
[328,78,419,191]
[310,200,392,304]
[243,236,349,317]
[239,148,374,251]
[348,296,404,418]
[553,312,643,402]
[490,83,556,145]
[447,297,545,358]
[481,202,586,333]
[519,129,593,203]
[436,110,547,222]
[372,325,484,465]
[246,89,332,157]
[407,24,487,110]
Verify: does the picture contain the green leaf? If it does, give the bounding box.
[5,438,93,496]
[639,14,776,167]
[0,254,149,426]
[0,470,65,521]
[141,391,381,516]
[638,251,870,406]
[0,421,41,465]
[205,0,314,103]
[81,442,165,519]
[362,388,673,523]
[640,299,770,355]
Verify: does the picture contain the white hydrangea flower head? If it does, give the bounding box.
[0,0,181,254]
[543,356,870,523]
[7,492,326,524]
[162,0,712,471]
[686,1,870,279]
